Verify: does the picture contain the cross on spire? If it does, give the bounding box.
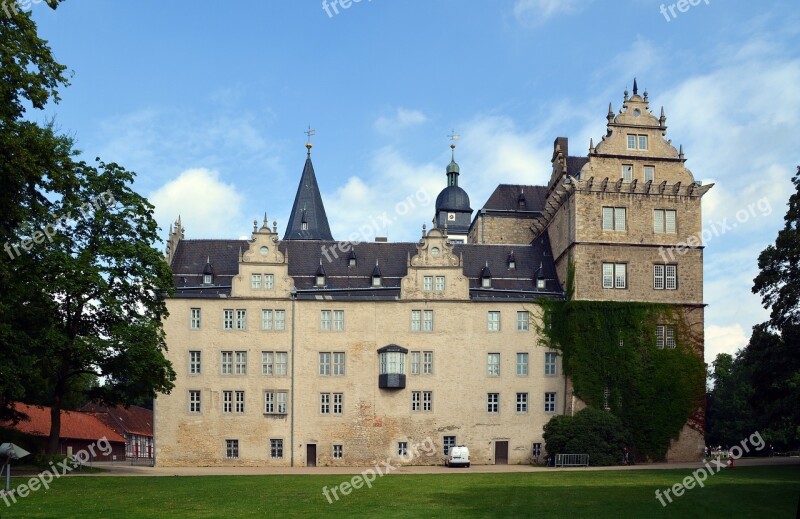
[305,126,316,154]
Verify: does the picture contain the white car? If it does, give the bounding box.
[445,446,470,467]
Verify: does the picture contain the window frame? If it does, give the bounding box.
[487,353,500,377]
[189,350,201,375]
[487,393,499,413]
[487,311,501,332]
[516,352,528,376]
[545,352,557,376]
[544,392,556,413]
[190,308,201,329]
[516,392,528,413]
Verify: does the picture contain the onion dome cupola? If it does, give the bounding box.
[434,135,473,243]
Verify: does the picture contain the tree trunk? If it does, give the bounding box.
[47,394,63,455]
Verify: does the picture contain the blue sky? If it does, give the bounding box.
[28,0,800,362]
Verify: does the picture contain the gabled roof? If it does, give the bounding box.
[283,154,334,241]
[4,403,126,443]
[80,403,153,438]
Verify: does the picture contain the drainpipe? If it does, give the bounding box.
[290,287,297,467]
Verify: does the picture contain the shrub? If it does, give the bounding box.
[543,407,632,466]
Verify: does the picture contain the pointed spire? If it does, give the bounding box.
[589,138,595,154]
[679,144,685,160]
[284,144,334,241]
[607,103,614,123]
[633,78,638,95]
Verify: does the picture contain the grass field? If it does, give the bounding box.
[1,466,798,518]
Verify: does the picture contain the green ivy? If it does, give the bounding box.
[537,269,705,460]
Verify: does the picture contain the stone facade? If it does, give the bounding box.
[155,84,711,466]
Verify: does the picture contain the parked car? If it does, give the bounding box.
[445,446,470,467]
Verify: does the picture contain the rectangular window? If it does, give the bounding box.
[275,310,285,330]
[221,351,233,375]
[423,391,432,412]
[235,351,247,375]
[275,352,287,376]
[262,351,273,376]
[333,444,343,459]
[602,207,626,231]
[264,391,287,414]
[398,442,408,456]
[602,263,627,289]
[235,391,245,413]
[270,439,283,459]
[516,353,528,376]
[487,393,499,413]
[487,353,500,376]
[333,310,344,331]
[333,393,343,414]
[423,276,433,291]
[410,351,420,375]
[235,309,247,330]
[423,310,433,332]
[411,391,420,412]
[545,392,556,413]
[320,393,330,414]
[516,393,528,413]
[656,325,677,349]
[262,310,273,330]
[251,274,261,289]
[226,439,239,459]
[423,351,433,375]
[627,134,637,149]
[223,391,232,413]
[435,276,445,291]
[189,390,201,413]
[190,308,201,329]
[319,352,331,376]
[443,436,456,456]
[411,311,421,331]
[320,310,331,331]
[639,135,648,150]
[622,164,633,182]
[487,311,500,332]
[223,309,233,330]
[517,311,529,331]
[654,265,678,290]
[333,352,345,376]
[189,351,201,374]
[264,274,274,289]
[644,165,655,182]
[654,209,677,233]
[545,352,557,376]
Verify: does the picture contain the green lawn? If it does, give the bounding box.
[1,466,798,518]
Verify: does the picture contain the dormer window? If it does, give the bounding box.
[302,222,309,231]
[480,263,492,289]
[371,263,382,287]
[378,344,407,389]
[348,249,357,267]
[202,257,214,285]
[507,251,516,270]
[537,278,546,290]
[315,262,326,287]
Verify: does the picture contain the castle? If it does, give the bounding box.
[154,82,712,466]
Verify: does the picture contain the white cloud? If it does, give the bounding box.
[374,108,428,134]
[149,168,246,239]
[705,324,749,363]
[513,0,590,25]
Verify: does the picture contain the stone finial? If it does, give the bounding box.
[253,219,258,233]
[273,220,278,233]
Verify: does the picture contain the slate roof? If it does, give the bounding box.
[567,156,590,178]
[4,403,126,443]
[170,238,562,300]
[283,155,334,241]
[481,184,548,213]
[80,403,153,438]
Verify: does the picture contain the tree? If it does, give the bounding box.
[747,166,800,448]
[0,6,176,451]
[543,407,632,466]
[29,159,176,453]
[0,4,72,423]
[705,353,755,447]
[753,167,800,330]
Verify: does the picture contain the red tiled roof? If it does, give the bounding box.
[80,403,153,438]
[4,403,126,443]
